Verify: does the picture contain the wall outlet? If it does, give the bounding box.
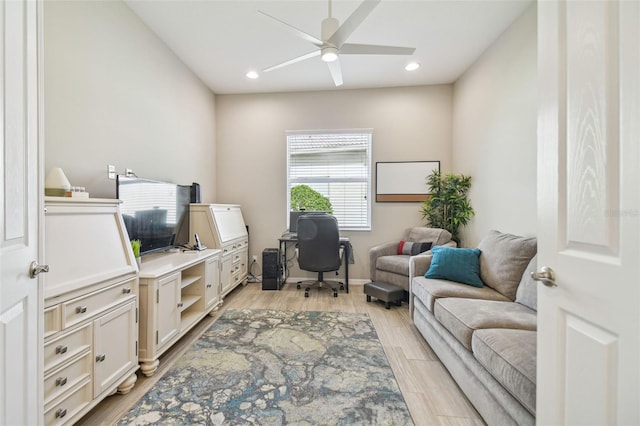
[107,164,116,180]
[252,255,258,263]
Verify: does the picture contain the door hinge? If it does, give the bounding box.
[135,341,138,356]
[156,289,159,303]
[136,307,139,323]
[156,330,158,345]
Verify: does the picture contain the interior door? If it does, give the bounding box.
[537,1,639,424]
[0,0,44,424]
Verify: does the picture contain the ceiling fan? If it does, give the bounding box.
[259,0,415,86]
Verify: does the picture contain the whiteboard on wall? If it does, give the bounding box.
[376,161,440,202]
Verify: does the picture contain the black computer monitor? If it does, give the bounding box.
[289,210,322,232]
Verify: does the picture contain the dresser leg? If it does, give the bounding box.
[140,359,160,377]
[117,373,138,394]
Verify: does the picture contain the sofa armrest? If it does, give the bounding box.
[409,254,433,282]
[369,242,398,281]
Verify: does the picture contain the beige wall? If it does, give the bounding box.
[452,5,537,247]
[44,0,217,201]
[216,86,453,280]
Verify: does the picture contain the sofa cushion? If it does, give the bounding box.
[477,230,537,300]
[515,255,538,311]
[425,246,483,287]
[472,329,537,415]
[376,255,410,276]
[434,298,537,350]
[412,276,509,312]
[398,240,432,255]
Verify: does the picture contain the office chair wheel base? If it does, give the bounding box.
[304,291,310,298]
[340,285,345,291]
[297,284,301,289]
[333,291,338,297]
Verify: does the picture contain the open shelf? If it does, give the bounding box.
[180,308,201,332]
[179,295,200,312]
[181,275,200,289]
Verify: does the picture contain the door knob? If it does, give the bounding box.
[29,261,49,278]
[531,266,557,287]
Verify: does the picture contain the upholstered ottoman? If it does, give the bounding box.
[364,281,404,309]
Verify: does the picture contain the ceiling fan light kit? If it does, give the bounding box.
[321,47,338,62]
[259,0,415,86]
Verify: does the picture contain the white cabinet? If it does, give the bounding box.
[190,204,249,298]
[138,250,221,376]
[43,198,139,426]
[205,256,221,311]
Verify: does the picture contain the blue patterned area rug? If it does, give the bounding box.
[119,309,414,425]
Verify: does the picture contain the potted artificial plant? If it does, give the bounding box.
[421,170,475,245]
[131,239,141,268]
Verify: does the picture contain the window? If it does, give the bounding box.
[287,130,372,230]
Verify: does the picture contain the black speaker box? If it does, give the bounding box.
[262,248,280,290]
[190,182,201,203]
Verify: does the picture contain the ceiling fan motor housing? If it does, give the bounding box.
[321,17,339,44]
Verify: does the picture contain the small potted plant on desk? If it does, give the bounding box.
[131,239,141,268]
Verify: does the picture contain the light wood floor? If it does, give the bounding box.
[77,282,484,425]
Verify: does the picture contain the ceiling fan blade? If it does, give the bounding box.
[340,43,415,55]
[258,11,323,47]
[263,50,321,72]
[327,0,381,47]
[327,59,343,87]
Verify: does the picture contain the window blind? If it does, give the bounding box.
[287,131,371,230]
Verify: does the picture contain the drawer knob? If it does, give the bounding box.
[55,408,67,419]
[96,354,106,362]
[122,287,132,294]
[55,345,68,355]
[55,376,67,387]
[177,302,184,308]
[206,284,212,288]
[76,306,87,314]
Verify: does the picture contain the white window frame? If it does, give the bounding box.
[286,129,372,231]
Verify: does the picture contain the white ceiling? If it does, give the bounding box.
[124,0,532,95]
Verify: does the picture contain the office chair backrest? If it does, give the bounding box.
[297,213,341,272]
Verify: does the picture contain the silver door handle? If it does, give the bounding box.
[29,261,49,278]
[531,266,557,287]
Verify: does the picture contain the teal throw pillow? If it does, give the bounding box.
[425,246,484,287]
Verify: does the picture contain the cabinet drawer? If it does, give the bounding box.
[221,243,234,256]
[44,305,61,339]
[44,351,92,406]
[62,279,135,329]
[44,377,92,426]
[44,323,92,373]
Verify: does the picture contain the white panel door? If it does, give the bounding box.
[0,0,43,424]
[537,1,639,424]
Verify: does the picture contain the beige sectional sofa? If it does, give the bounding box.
[409,230,538,426]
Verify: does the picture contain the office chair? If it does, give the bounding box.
[296,213,344,297]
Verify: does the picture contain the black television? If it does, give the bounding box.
[116,175,191,255]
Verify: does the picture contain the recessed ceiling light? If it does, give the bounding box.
[246,71,259,79]
[405,62,420,71]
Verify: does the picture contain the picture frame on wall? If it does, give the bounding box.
[375,161,440,202]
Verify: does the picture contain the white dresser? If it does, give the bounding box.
[43,198,139,425]
[190,204,249,297]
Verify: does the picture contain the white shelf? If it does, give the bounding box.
[180,309,200,332]
[181,275,200,289]
[179,295,200,313]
